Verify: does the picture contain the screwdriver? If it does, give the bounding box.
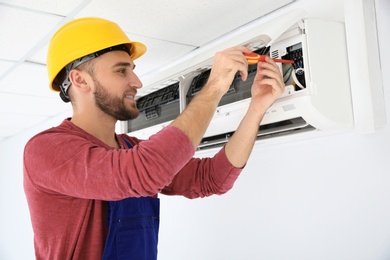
[244,52,294,64]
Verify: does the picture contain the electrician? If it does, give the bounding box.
[23,17,284,259]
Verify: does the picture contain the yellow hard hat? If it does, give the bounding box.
[47,17,147,93]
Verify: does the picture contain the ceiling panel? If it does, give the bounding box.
[126,34,196,78]
[0,62,58,98]
[27,44,47,65]
[0,60,15,77]
[0,0,85,16]
[76,0,294,46]
[0,5,62,61]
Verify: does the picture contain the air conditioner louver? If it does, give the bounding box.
[197,117,314,151]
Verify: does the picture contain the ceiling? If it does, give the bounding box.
[0,0,294,142]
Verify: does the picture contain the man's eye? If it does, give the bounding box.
[118,69,126,74]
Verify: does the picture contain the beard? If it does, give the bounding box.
[92,78,139,121]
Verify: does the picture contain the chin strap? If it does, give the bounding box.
[59,91,71,103]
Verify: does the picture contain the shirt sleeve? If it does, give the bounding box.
[23,125,195,201]
[161,146,243,199]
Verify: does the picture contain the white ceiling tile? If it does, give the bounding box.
[0,62,57,98]
[127,34,196,78]
[0,5,62,61]
[28,44,48,65]
[76,0,294,46]
[0,92,71,116]
[0,60,15,78]
[0,0,85,16]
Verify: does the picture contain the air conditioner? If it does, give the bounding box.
[124,10,354,152]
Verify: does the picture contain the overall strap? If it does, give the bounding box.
[120,136,133,149]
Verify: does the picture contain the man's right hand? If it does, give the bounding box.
[170,46,252,150]
[206,46,252,95]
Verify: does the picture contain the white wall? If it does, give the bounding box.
[0,0,389,259]
[158,0,390,259]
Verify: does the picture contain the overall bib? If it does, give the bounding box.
[102,138,160,260]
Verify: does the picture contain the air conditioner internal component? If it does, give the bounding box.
[127,81,180,133]
[190,19,352,151]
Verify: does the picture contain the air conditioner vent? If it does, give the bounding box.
[271,50,279,58]
[197,117,315,151]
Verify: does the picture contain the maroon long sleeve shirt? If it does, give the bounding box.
[23,119,242,259]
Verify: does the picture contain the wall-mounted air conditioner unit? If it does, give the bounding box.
[124,10,354,152]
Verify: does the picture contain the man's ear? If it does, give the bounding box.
[69,69,91,93]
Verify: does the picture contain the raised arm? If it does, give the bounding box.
[162,54,285,199]
[225,56,285,168]
[170,46,252,149]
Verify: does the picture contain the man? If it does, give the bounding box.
[23,17,284,259]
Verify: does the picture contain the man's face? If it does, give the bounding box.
[90,51,143,121]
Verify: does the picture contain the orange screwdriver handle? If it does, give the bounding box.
[244,52,294,64]
[244,52,264,64]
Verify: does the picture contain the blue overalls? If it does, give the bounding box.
[102,138,160,260]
